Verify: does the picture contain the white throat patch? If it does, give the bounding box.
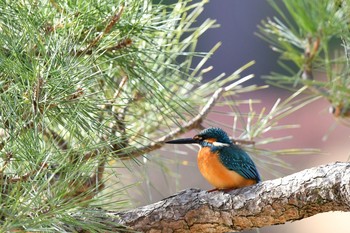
[212,141,230,147]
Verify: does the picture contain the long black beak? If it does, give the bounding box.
[166,138,198,144]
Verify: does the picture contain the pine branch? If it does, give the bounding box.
[108,162,350,232]
[117,87,225,159]
[78,5,124,56]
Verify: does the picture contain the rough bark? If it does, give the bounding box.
[111,162,350,232]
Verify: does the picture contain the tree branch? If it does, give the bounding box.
[110,162,350,232]
[117,88,224,159]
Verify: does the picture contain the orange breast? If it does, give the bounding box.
[197,147,256,189]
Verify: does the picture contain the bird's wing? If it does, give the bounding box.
[219,146,261,182]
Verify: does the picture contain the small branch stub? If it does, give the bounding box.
[112,162,350,232]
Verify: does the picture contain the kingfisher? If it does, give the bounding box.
[166,127,261,191]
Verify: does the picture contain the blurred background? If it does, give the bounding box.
[116,1,350,232]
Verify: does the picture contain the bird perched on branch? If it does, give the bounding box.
[166,127,261,191]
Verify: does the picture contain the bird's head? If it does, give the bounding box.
[166,127,232,147]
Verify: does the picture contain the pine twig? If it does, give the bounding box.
[106,38,132,52]
[2,162,48,183]
[117,88,225,159]
[78,6,124,56]
[44,128,69,151]
[0,120,34,151]
[65,158,106,202]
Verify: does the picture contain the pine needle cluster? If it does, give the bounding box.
[258,0,350,121]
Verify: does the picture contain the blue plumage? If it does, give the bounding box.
[218,145,261,182]
[196,127,231,144]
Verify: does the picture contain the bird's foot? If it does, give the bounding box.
[207,188,218,193]
[207,188,234,193]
